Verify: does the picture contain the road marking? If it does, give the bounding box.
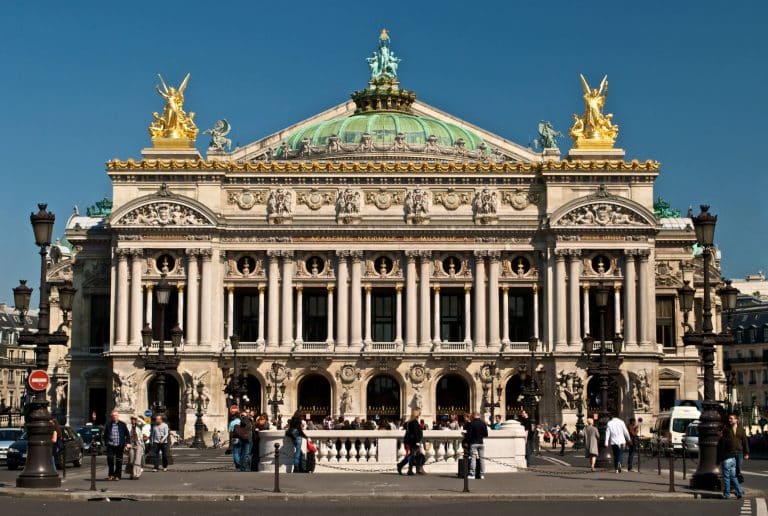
[741,498,752,516]
[756,497,767,516]
[540,456,571,467]
[743,471,768,478]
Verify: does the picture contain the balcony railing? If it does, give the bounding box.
[294,341,333,353]
[366,341,403,352]
[434,341,471,352]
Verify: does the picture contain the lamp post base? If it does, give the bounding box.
[16,402,60,488]
[689,470,721,491]
[191,416,207,449]
[594,444,613,469]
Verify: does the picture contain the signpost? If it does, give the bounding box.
[28,370,49,392]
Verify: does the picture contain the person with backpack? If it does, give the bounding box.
[397,409,423,475]
[558,424,570,456]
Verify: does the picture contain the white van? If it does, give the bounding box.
[652,406,701,453]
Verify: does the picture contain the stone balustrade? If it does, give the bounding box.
[257,420,527,473]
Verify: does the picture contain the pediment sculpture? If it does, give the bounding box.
[116,202,212,226]
[556,203,644,227]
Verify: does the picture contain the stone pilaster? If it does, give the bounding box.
[185,249,200,346]
[473,251,487,348]
[567,249,582,346]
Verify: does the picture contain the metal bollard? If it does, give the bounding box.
[462,446,470,493]
[61,446,66,479]
[273,443,280,493]
[657,443,662,476]
[668,451,675,492]
[89,444,97,491]
[636,440,641,473]
[681,441,687,480]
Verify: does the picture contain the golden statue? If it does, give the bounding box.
[569,74,619,149]
[148,73,198,148]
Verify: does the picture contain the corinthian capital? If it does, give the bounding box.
[185,248,201,257]
[349,250,364,262]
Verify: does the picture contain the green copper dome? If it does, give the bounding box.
[284,112,485,151]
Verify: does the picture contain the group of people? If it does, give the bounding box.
[228,405,271,472]
[100,410,171,480]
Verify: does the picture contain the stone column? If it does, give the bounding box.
[395,284,403,345]
[432,285,441,345]
[501,286,509,347]
[624,250,637,346]
[568,250,582,346]
[200,249,214,347]
[463,284,472,345]
[326,285,334,345]
[419,251,432,348]
[267,251,280,348]
[554,250,568,349]
[185,249,200,346]
[281,251,294,347]
[487,251,501,350]
[405,251,418,349]
[582,285,590,337]
[145,284,153,326]
[129,250,143,346]
[335,251,349,347]
[115,249,129,346]
[257,285,266,345]
[532,284,540,340]
[614,285,622,334]
[176,285,184,330]
[473,251,487,348]
[349,251,364,349]
[295,285,303,345]
[364,285,373,345]
[638,249,650,346]
[226,286,235,339]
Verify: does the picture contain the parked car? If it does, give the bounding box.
[6,426,84,470]
[0,428,23,464]
[683,420,699,456]
[77,425,104,455]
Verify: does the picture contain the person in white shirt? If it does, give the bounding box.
[604,414,632,473]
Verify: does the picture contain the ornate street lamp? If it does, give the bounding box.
[139,273,181,420]
[191,380,207,449]
[16,204,71,488]
[573,376,585,450]
[226,334,247,409]
[266,362,286,428]
[480,362,502,426]
[582,281,623,469]
[679,205,738,491]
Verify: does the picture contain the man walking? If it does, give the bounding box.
[604,413,631,473]
[718,412,748,499]
[466,412,488,479]
[150,414,170,472]
[104,410,131,481]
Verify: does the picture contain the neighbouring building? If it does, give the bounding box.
[64,32,728,435]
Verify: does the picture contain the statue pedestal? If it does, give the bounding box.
[566,148,626,160]
[542,148,561,161]
[141,147,203,160]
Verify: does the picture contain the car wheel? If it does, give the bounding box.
[73,450,83,467]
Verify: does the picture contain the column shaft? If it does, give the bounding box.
[185,251,199,346]
[364,285,373,344]
[432,286,441,344]
[395,285,403,344]
[227,286,234,339]
[267,252,280,348]
[326,286,334,344]
[501,287,509,344]
[295,286,303,344]
[177,285,184,330]
[638,251,650,346]
[464,285,473,344]
[336,252,349,346]
[405,253,418,348]
[281,252,294,347]
[568,252,581,346]
[145,285,153,326]
[554,252,567,348]
[115,251,129,346]
[532,284,540,340]
[129,251,143,346]
[419,252,432,347]
[200,250,213,346]
[614,286,621,334]
[257,286,266,345]
[473,253,487,347]
[488,253,501,348]
[624,252,637,346]
[349,252,363,348]
[582,285,590,336]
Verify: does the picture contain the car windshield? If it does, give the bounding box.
[686,425,698,437]
[0,430,22,441]
[673,418,696,433]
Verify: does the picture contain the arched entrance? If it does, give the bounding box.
[366,374,400,421]
[148,374,181,430]
[505,375,524,417]
[587,374,620,417]
[244,375,262,413]
[297,374,331,423]
[435,374,470,418]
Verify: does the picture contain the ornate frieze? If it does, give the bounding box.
[267,188,294,224]
[433,188,471,211]
[556,203,644,226]
[297,189,335,210]
[365,188,404,210]
[501,188,541,210]
[473,188,499,224]
[336,188,362,224]
[227,189,267,210]
[115,202,212,227]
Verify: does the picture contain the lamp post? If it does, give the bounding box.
[678,204,738,491]
[582,281,623,469]
[266,362,285,428]
[191,380,207,449]
[480,362,502,426]
[139,273,181,420]
[573,376,585,450]
[519,337,544,430]
[15,204,73,488]
[725,370,736,414]
[226,335,247,409]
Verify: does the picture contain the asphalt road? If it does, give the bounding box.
[0,499,753,516]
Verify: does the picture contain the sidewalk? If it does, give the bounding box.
[0,448,756,502]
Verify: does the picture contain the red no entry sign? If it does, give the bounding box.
[28,370,49,392]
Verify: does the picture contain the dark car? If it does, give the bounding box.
[77,426,104,455]
[0,428,23,463]
[7,426,84,470]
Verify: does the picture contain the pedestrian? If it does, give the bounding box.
[233,412,252,472]
[127,415,146,479]
[397,408,423,476]
[718,412,748,500]
[286,411,307,473]
[465,412,488,479]
[104,410,131,480]
[627,417,639,472]
[228,411,242,469]
[212,429,221,449]
[583,418,599,471]
[150,414,170,472]
[518,410,532,465]
[604,413,631,473]
[51,418,62,472]
[558,424,569,456]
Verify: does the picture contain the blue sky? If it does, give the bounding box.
[0,1,766,305]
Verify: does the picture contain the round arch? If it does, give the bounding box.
[147,373,182,430]
[297,373,332,423]
[435,373,470,418]
[505,374,524,417]
[366,374,401,421]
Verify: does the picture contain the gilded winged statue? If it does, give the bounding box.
[569,74,619,149]
[149,73,199,145]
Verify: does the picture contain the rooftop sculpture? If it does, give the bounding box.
[569,74,619,149]
[148,73,198,148]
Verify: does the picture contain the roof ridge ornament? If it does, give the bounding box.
[352,30,415,114]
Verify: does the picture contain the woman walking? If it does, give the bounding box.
[397,409,424,475]
[128,415,146,479]
[584,418,599,471]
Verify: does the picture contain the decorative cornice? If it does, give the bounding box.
[107,159,659,174]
